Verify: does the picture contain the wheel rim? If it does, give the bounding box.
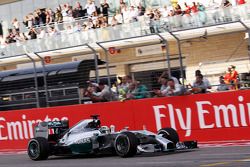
[28,141,39,158]
[115,136,129,155]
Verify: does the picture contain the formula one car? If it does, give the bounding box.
[27,115,197,160]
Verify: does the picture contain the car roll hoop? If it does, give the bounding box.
[90,115,100,120]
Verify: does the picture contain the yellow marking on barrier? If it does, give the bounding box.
[200,162,230,167]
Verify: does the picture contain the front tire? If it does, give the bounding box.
[27,137,49,161]
[157,128,179,144]
[114,132,138,157]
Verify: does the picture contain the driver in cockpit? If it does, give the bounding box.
[86,119,101,129]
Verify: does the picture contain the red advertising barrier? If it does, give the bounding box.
[1,90,250,151]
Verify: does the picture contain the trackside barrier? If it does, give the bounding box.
[0,90,250,150]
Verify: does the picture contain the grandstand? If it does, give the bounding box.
[0,0,250,110]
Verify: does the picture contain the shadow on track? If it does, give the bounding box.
[45,149,199,161]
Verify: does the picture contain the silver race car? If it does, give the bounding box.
[27,115,197,160]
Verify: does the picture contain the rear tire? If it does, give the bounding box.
[27,137,49,161]
[114,132,138,157]
[157,128,179,144]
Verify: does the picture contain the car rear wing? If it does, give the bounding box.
[34,120,69,139]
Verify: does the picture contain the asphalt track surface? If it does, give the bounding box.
[1,146,250,167]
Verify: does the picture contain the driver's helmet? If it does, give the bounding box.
[100,126,110,134]
[87,119,101,129]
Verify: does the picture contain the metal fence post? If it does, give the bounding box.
[86,44,100,83]
[25,54,40,108]
[239,21,250,64]
[33,52,49,107]
[157,33,171,77]
[168,31,185,85]
[96,42,112,88]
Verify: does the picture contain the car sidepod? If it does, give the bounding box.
[69,138,93,154]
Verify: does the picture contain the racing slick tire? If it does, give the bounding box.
[157,128,179,144]
[114,131,138,157]
[28,137,49,161]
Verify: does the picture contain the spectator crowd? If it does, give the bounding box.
[80,65,241,103]
[0,0,247,48]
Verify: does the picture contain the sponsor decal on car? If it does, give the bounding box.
[74,138,92,144]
